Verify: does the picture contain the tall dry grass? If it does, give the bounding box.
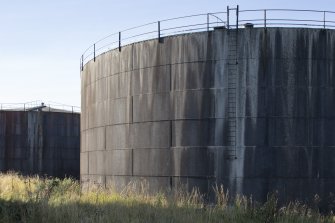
[0,172,333,223]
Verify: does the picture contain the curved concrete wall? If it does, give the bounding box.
[81,27,335,205]
[0,111,80,178]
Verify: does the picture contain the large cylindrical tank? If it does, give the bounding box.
[81,27,335,205]
[0,110,80,178]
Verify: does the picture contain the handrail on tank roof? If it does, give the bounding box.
[80,7,335,71]
[0,100,80,113]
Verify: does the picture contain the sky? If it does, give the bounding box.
[0,0,333,107]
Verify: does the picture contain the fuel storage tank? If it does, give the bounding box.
[81,27,335,205]
[0,104,80,178]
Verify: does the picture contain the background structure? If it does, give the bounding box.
[0,106,80,178]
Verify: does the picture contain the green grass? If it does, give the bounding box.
[0,173,333,223]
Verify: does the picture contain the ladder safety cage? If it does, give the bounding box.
[226,5,239,160]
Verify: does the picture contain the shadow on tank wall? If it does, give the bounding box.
[239,29,335,209]
[0,110,80,179]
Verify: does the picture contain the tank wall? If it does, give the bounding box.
[81,28,335,205]
[0,111,80,178]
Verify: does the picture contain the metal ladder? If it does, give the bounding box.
[225,6,239,160]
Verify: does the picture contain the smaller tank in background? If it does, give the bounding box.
[0,101,80,179]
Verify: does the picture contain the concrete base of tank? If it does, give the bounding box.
[81,27,335,209]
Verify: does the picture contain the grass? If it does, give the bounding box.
[0,173,333,223]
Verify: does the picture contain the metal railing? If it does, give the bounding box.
[0,100,80,113]
[80,7,335,71]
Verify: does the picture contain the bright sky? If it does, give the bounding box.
[0,0,333,107]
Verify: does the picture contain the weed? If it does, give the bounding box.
[0,173,333,223]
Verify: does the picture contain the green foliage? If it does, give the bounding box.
[0,173,333,223]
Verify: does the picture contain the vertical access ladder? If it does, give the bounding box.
[225,6,239,159]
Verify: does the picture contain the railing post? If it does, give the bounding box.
[236,5,239,29]
[158,21,161,43]
[264,9,267,29]
[324,11,326,29]
[207,13,209,31]
[93,44,96,62]
[119,32,121,52]
[227,6,229,29]
[81,54,84,71]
